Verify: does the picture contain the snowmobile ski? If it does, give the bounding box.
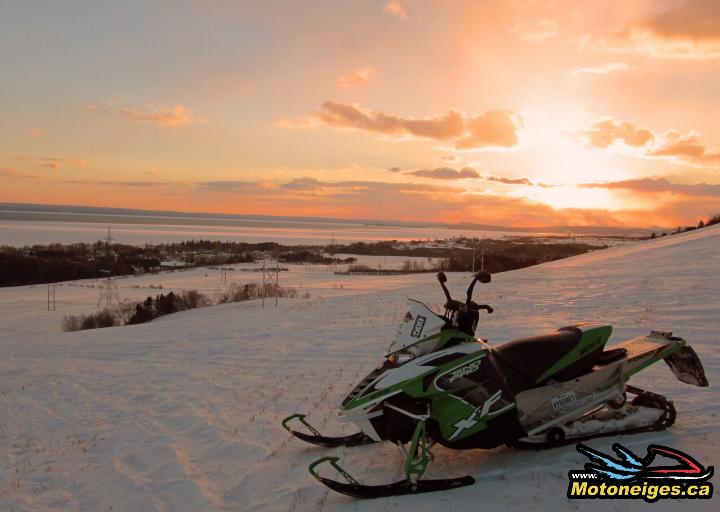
[309,456,475,499]
[281,413,376,447]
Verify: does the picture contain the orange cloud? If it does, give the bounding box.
[408,167,479,180]
[580,118,720,164]
[87,103,206,127]
[27,129,44,138]
[648,131,720,163]
[641,0,720,41]
[337,66,375,88]
[518,18,559,42]
[485,175,533,186]
[580,177,720,197]
[597,1,720,60]
[278,101,521,149]
[569,62,630,75]
[384,1,407,20]
[11,156,87,169]
[0,167,39,179]
[579,118,654,148]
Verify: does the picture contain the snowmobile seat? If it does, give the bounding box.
[491,327,603,393]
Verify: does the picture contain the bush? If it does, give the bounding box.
[62,308,117,332]
[61,315,83,332]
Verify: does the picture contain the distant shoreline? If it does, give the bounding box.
[0,202,657,236]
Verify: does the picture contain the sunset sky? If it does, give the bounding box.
[2,0,719,227]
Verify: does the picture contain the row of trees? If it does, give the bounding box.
[650,213,720,239]
[62,283,301,332]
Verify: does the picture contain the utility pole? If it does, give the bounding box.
[47,283,56,311]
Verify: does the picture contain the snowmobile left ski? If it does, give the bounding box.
[282,414,376,447]
[282,271,709,498]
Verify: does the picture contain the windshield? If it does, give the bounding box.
[384,299,446,357]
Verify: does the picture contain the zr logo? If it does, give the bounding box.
[446,359,482,384]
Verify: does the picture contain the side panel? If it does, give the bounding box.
[427,353,519,446]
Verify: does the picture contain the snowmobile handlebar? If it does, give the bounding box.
[466,270,491,305]
[436,272,452,303]
[437,271,493,313]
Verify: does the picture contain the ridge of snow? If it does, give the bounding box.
[1,225,718,511]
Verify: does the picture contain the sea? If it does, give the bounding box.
[0,205,648,247]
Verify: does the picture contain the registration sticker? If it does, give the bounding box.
[552,391,577,411]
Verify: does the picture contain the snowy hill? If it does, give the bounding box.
[1,226,718,511]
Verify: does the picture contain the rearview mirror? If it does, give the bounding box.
[476,270,491,284]
[436,272,447,284]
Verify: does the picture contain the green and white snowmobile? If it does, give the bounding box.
[282,271,708,499]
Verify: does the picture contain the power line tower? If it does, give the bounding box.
[471,235,486,272]
[261,256,279,308]
[97,226,120,308]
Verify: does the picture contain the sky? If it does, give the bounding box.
[1,0,719,228]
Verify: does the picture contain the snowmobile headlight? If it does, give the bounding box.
[389,351,415,365]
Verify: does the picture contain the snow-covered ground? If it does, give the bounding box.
[0,226,717,511]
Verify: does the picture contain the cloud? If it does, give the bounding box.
[641,0,720,42]
[387,166,402,173]
[569,62,630,75]
[439,154,459,163]
[486,175,533,186]
[518,19,559,42]
[280,177,324,190]
[579,117,720,164]
[594,1,720,60]
[87,102,206,127]
[579,118,655,148]
[277,177,455,194]
[647,131,720,163]
[27,129,44,138]
[0,167,39,179]
[337,66,376,88]
[384,1,407,20]
[408,167,479,180]
[11,156,87,169]
[198,180,266,191]
[579,177,720,197]
[278,101,521,150]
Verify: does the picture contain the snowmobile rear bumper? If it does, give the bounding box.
[664,345,709,387]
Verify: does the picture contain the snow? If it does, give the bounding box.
[1,225,718,511]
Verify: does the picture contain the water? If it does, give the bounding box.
[0,218,542,247]
[0,208,640,247]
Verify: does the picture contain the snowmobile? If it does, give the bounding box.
[282,271,708,498]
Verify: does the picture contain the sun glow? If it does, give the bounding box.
[527,185,620,211]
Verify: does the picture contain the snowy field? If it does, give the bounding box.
[0,225,718,511]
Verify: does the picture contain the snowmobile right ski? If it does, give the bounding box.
[309,457,475,499]
[282,414,376,447]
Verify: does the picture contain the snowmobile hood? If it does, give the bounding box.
[384,299,446,357]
